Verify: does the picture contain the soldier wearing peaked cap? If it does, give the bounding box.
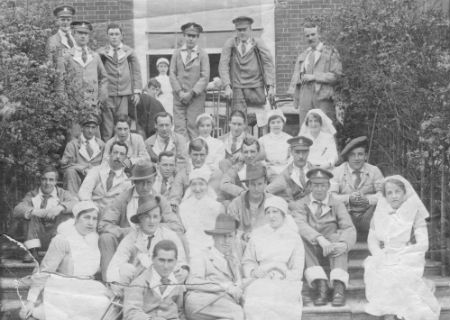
[290,167,356,307]
[266,135,314,202]
[169,22,210,141]
[46,4,76,65]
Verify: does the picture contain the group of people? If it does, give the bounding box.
[11,4,441,320]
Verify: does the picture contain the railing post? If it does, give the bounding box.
[430,164,437,261]
[440,162,448,276]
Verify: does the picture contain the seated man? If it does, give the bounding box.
[145,112,187,170]
[169,139,218,209]
[98,160,183,280]
[102,115,150,168]
[291,168,356,307]
[330,136,384,236]
[153,151,177,198]
[78,141,132,214]
[185,214,244,320]
[13,166,76,262]
[266,135,313,203]
[61,113,105,194]
[107,197,188,288]
[220,136,262,201]
[123,240,186,320]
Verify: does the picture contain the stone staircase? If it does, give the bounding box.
[1,239,450,320]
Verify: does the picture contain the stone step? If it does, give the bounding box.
[0,277,32,301]
[0,259,38,279]
[348,242,369,260]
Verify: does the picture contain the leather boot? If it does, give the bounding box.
[331,280,346,306]
[313,279,329,306]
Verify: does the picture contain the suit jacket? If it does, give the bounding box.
[97,44,142,97]
[290,194,356,249]
[102,133,150,166]
[287,42,342,108]
[61,136,105,172]
[130,93,165,138]
[98,186,183,238]
[266,162,313,202]
[218,132,244,163]
[169,46,210,96]
[56,47,108,106]
[145,133,188,169]
[220,162,247,199]
[13,187,76,219]
[219,37,275,89]
[46,31,74,65]
[227,191,270,233]
[124,268,185,320]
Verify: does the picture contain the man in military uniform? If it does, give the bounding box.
[46,5,76,65]
[287,25,342,124]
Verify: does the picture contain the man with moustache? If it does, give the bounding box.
[46,5,76,65]
[287,25,342,124]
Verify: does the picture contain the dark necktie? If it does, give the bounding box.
[225,254,237,282]
[86,140,94,158]
[306,50,315,74]
[113,47,119,64]
[160,178,168,195]
[40,194,51,209]
[65,32,74,48]
[299,167,307,188]
[106,170,115,191]
[147,235,154,250]
[354,170,362,189]
[82,47,87,63]
[313,200,323,218]
[160,277,170,294]
[231,136,238,153]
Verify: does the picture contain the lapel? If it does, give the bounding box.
[148,268,177,299]
[72,48,94,67]
[208,248,233,281]
[58,32,70,49]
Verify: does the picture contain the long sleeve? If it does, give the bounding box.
[289,201,322,244]
[168,170,188,205]
[314,47,342,85]
[106,233,135,283]
[220,168,245,198]
[58,188,77,214]
[175,135,188,169]
[285,237,305,281]
[13,192,35,219]
[192,51,210,95]
[123,277,150,320]
[287,52,305,95]
[61,141,83,171]
[218,38,233,87]
[159,196,185,233]
[266,174,291,200]
[169,51,182,93]
[78,167,99,200]
[334,201,357,249]
[98,190,130,238]
[129,50,143,93]
[241,237,258,278]
[130,134,150,165]
[255,39,275,87]
[96,54,108,103]
[55,55,67,96]
[367,219,382,256]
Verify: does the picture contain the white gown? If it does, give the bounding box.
[155,74,173,116]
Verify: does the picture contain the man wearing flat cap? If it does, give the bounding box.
[219,16,275,114]
[46,5,76,65]
[97,23,143,141]
[330,136,384,237]
[56,20,108,138]
[290,168,356,307]
[61,113,105,194]
[98,160,184,280]
[266,135,314,202]
[169,22,210,140]
[287,25,342,124]
[185,213,244,320]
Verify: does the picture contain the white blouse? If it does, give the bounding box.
[305,131,338,170]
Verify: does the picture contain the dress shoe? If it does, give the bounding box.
[313,279,329,306]
[331,280,346,306]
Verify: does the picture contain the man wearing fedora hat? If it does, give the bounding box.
[61,113,105,194]
[266,135,314,202]
[169,22,210,140]
[185,213,244,320]
[330,136,384,237]
[219,16,275,113]
[291,168,356,307]
[98,160,183,280]
[46,4,76,65]
[107,196,188,289]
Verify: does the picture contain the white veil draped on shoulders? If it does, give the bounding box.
[299,108,337,136]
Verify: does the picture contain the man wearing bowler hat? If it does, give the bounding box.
[169,22,210,140]
[61,113,105,194]
[291,168,356,307]
[184,213,244,320]
[266,135,314,202]
[330,136,384,237]
[219,16,275,113]
[46,4,76,65]
[98,160,184,280]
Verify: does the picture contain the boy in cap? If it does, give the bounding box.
[97,23,143,141]
[169,22,210,140]
[287,25,342,124]
[46,5,76,65]
[266,135,314,202]
[184,214,244,320]
[330,136,384,237]
[291,168,356,307]
[219,16,275,112]
[61,113,105,194]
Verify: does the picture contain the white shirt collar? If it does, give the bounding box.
[310,194,330,206]
[181,44,198,52]
[38,187,58,198]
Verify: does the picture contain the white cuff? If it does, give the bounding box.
[304,266,328,288]
[330,268,349,288]
[24,239,41,249]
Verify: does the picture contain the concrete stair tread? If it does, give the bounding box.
[348,258,442,268]
[348,275,450,290]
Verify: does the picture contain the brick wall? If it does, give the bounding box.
[274,0,342,94]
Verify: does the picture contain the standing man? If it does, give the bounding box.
[287,25,342,124]
[266,136,314,203]
[13,166,77,262]
[61,113,105,195]
[46,5,76,65]
[169,22,210,140]
[185,214,244,320]
[291,168,356,307]
[97,23,143,141]
[219,16,275,113]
